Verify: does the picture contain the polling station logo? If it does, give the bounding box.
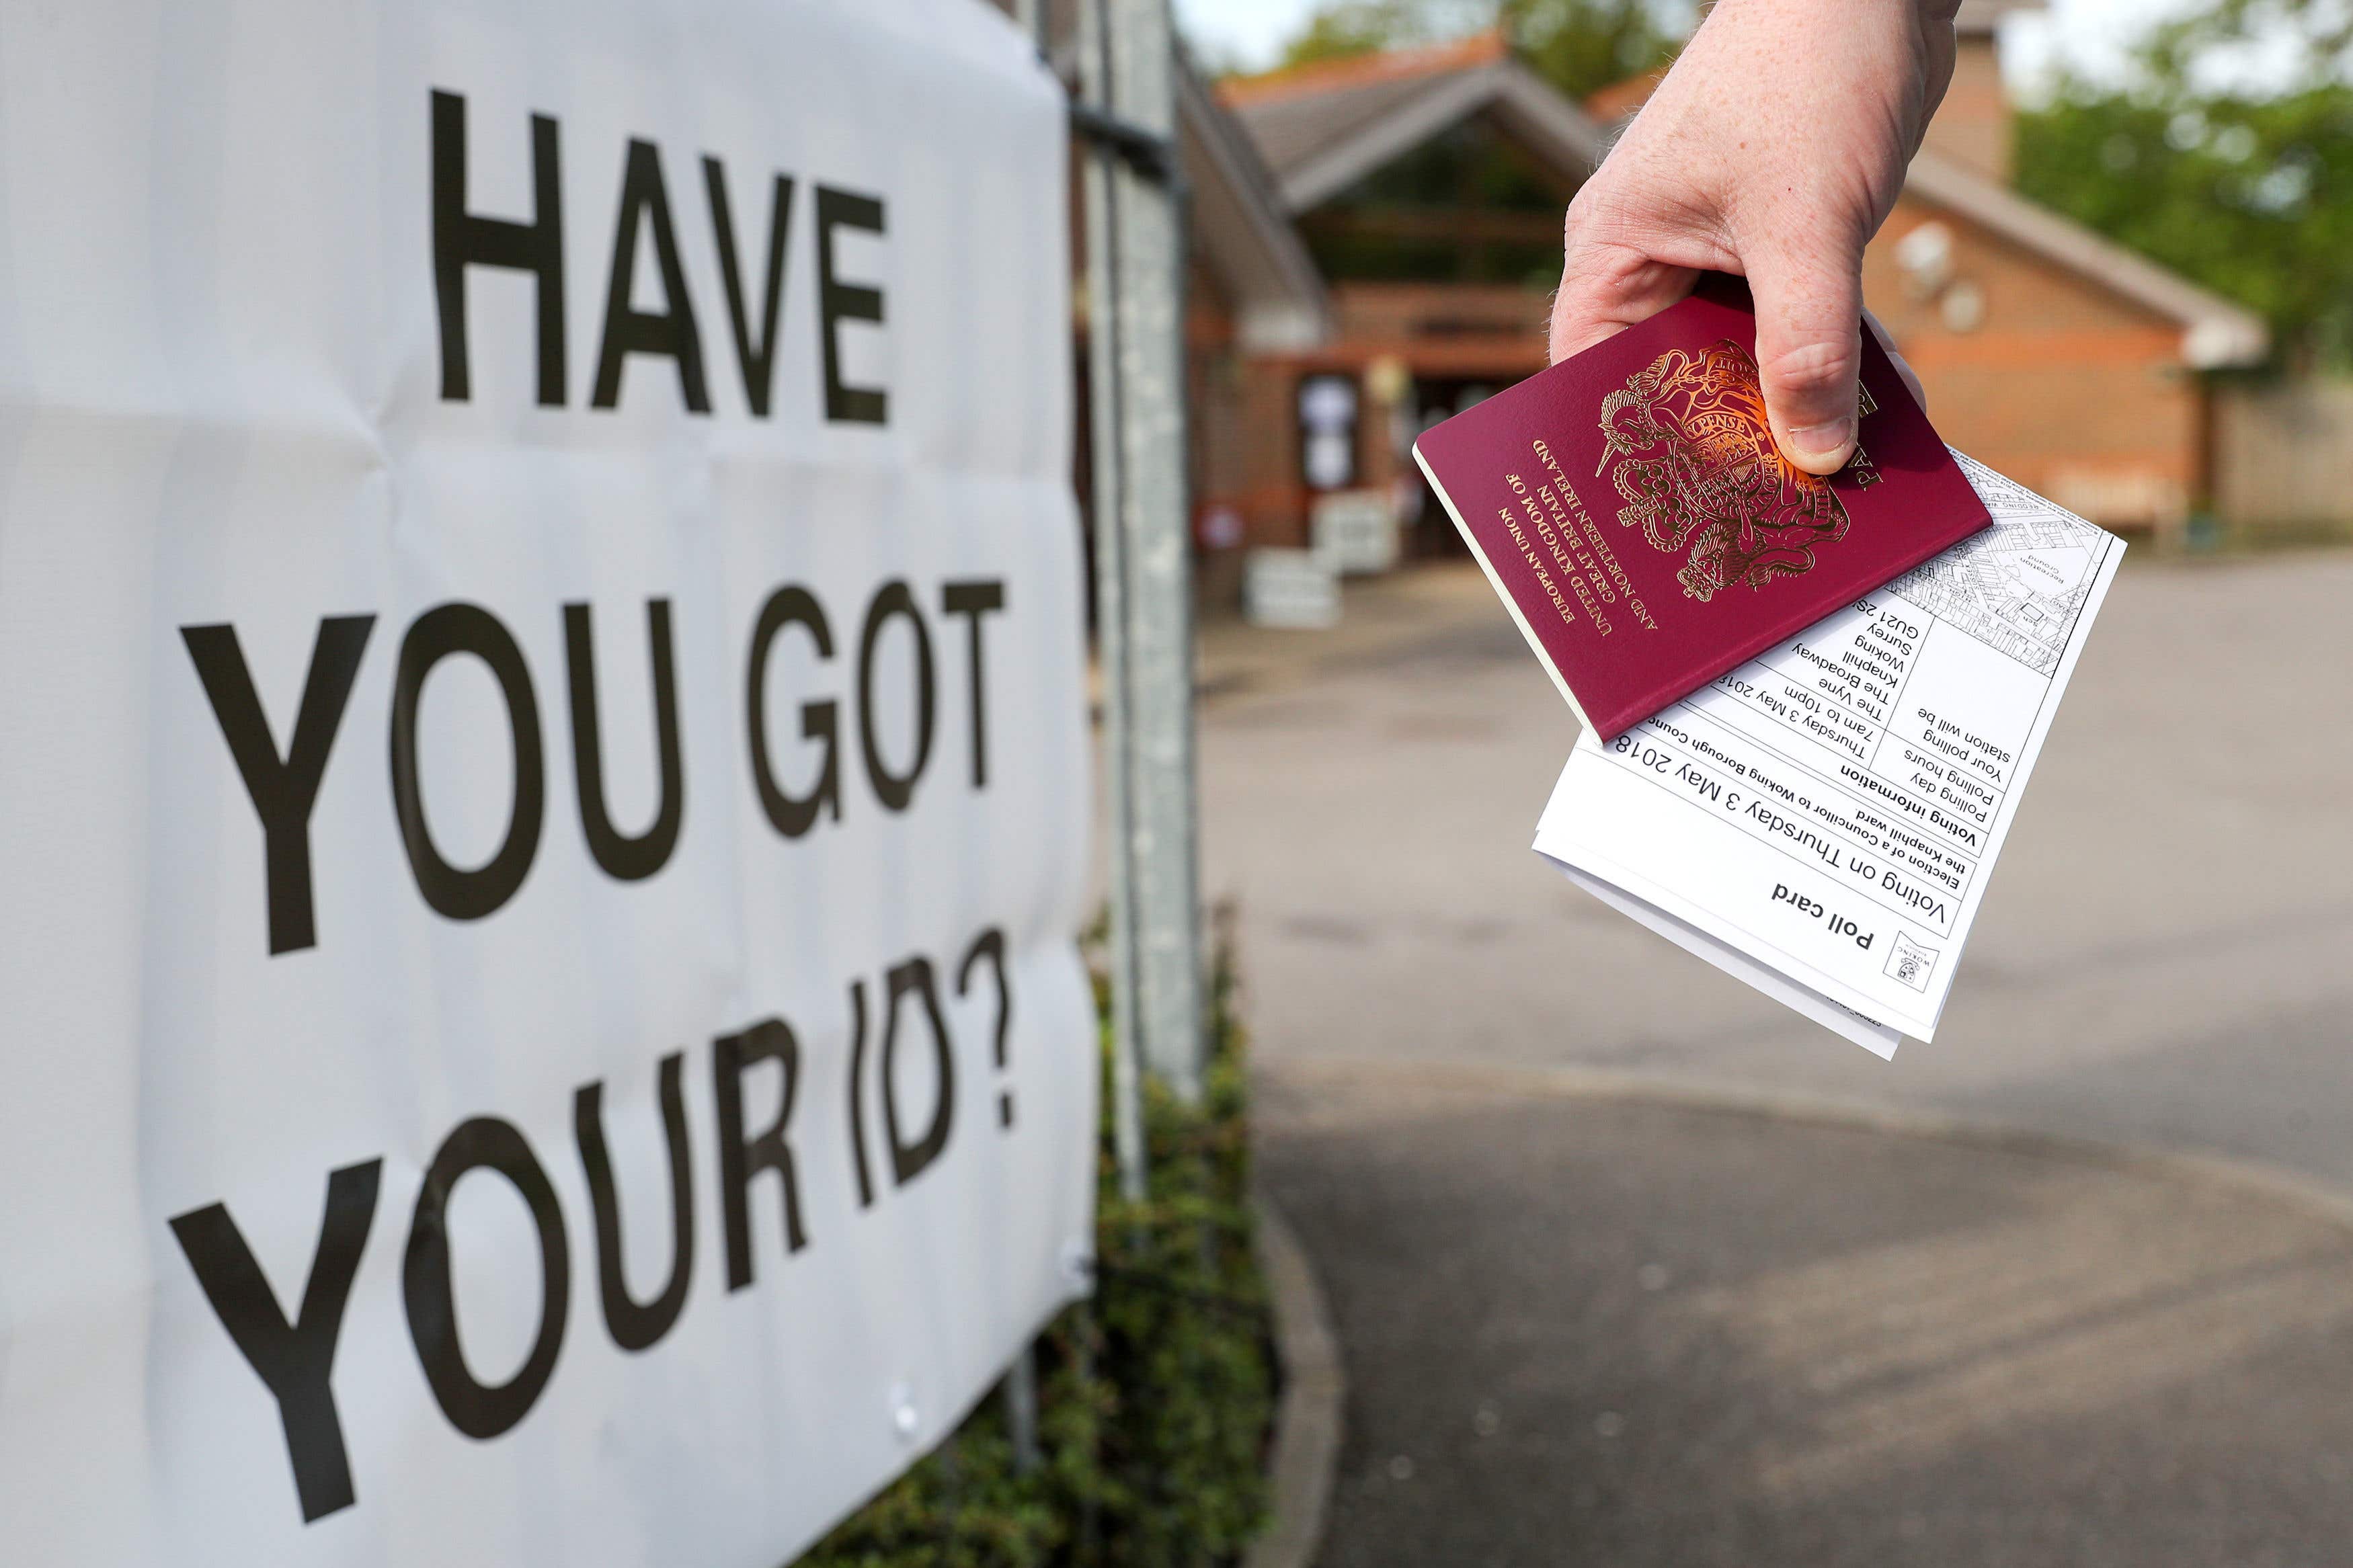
[1886,932,1940,993]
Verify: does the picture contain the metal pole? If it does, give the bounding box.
[1080,0,1150,1204]
[1082,0,1205,1133]
[1002,1345,1042,1475]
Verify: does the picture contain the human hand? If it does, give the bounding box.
[1549,0,1960,474]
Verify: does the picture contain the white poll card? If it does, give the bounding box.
[1534,453,2124,1054]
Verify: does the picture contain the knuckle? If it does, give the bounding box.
[1572,202,1652,256]
[1758,337,1857,401]
[1562,182,1619,248]
[1564,167,1675,249]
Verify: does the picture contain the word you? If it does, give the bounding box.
[184,576,1005,956]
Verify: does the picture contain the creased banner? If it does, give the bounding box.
[0,2,1095,1563]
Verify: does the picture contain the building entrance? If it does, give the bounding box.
[1402,378,1499,558]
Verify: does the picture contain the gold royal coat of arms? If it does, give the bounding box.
[1597,339,1866,603]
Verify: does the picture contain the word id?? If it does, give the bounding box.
[169,927,1017,1526]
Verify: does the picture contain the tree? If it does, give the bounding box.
[1507,0,1682,99]
[2015,1,2353,369]
[1275,1,1486,68]
[1274,0,1682,102]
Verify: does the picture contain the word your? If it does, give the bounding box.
[168,929,1012,1525]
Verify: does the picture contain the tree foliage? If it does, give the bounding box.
[1508,0,1682,100]
[2015,0,2353,369]
[1275,0,1479,69]
[1275,0,1681,101]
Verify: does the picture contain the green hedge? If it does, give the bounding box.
[800,933,1274,1567]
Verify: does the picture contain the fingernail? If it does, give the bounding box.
[1785,419,1855,472]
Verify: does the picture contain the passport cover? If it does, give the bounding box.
[1412,282,1991,741]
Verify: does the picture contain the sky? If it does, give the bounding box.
[1173,0,2207,93]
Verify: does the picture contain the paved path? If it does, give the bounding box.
[1200,552,2353,1565]
[1254,1064,2353,1568]
[1202,552,2353,1188]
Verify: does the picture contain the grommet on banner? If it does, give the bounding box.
[888,1381,922,1442]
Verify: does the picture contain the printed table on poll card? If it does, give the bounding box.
[1534,452,2125,1055]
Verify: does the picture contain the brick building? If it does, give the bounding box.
[1204,1,2268,563]
[982,0,1337,603]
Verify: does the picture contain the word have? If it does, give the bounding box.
[183,577,1005,956]
[168,930,1013,1526]
[432,89,888,423]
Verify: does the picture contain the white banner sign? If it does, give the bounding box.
[0,2,1096,1563]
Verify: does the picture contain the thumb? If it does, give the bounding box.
[1747,241,1866,477]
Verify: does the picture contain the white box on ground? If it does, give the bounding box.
[1311,487,1400,575]
[1246,548,1343,628]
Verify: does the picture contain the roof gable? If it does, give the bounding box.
[1019,2,1330,347]
[1176,63,1334,349]
[1224,45,1607,214]
[1220,30,1511,111]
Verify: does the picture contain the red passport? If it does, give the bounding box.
[1412,284,1991,741]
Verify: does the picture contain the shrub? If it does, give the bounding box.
[800,931,1273,1567]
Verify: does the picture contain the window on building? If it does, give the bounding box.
[1298,115,1582,287]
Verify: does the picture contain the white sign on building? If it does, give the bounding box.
[0,1,1096,1563]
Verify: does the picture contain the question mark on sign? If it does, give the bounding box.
[957,928,1012,1129]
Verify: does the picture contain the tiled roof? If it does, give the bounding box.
[1222,39,1607,212]
[1218,26,2260,368]
[1218,32,1514,183]
[1007,0,1330,345]
[1233,67,1472,183]
[1175,63,1333,348]
[1219,32,1509,111]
